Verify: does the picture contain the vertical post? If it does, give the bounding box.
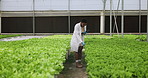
[139,0,141,34]
[121,0,124,38]
[100,12,105,34]
[68,0,70,33]
[147,0,148,42]
[33,0,35,35]
[100,0,106,34]
[0,12,2,34]
[110,0,112,36]
[0,0,1,34]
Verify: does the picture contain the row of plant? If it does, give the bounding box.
[0,34,21,39]
[135,35,147,41]
[85,35,148,78]
[0,35,70,78]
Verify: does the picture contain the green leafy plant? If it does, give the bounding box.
[85,35,148,78]
[0,34,21,39]
[135,35,147,41]
[0,35,70,78]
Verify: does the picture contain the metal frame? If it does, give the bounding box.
[121,0,124,37]
[139,0,141,34]
[33,0,35,35]
[113,10,119,35]
[0,0,146,36]
[100,0,107,34]
[0,0,1,34]
[109,0,124,37]
[103,0,107,12]
[68,0,71,33]
[110,0,112,36]
[113,0,120,34]
[147,0,148,42]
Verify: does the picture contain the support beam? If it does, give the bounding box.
[0,0,1,34]
[121,0,124,37]
[33,0,35,35]
[100,11,105,34]
[147,0,148,42]
[113,0,120,35]
[0,13,1,34]
[68,0,71,33]
[139,0,141,34]
[110,0,112,36]
[100,0,107,34]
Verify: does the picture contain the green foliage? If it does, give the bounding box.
[0,35,70,78]
[0,34,21,39]
[135,35,147,41]
[85,35,148,78]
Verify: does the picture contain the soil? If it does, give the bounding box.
[57,52,88,78]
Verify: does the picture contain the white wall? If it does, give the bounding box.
[35,0,68,10]
[1,0,33,11]
[70,0,102,10]
[1,0,147,11]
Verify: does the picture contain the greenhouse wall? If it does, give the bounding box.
[0,0,147,33]
[1,0,147,11]
[2,16,100,33]
[105,16,147,33]
[1,16,147,33]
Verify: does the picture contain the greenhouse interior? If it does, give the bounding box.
[0,0,148,78]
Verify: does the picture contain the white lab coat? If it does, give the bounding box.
[70,23,86,52]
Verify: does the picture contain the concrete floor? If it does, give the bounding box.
[0,36,46,41]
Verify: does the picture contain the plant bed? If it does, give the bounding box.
[85,35,148,78]
[0,35,70,78]
[135,35,147,41]
[0,34,22,39]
